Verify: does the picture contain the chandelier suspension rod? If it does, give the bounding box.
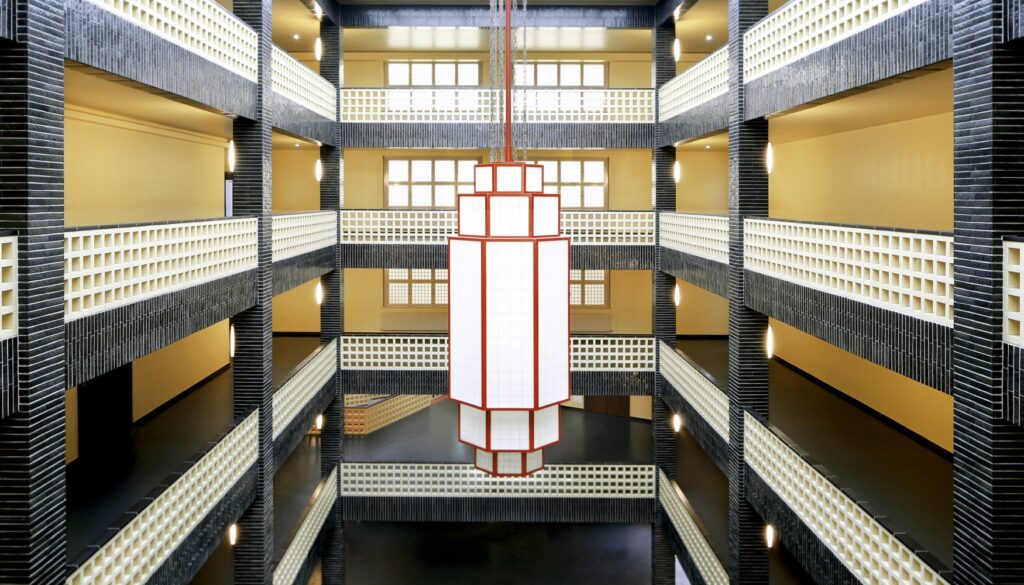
[504,0,513,162]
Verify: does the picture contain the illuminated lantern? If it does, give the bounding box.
[449,161,570,476]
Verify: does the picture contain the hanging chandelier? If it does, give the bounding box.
[448,0,571,476]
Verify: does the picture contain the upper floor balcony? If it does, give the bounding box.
[658,45,729,143]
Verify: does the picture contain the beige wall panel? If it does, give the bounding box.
[630,395,653,420]
[676,150,728,214]
[273,148,321,212]
[675,279,728,335]
[274,279,321,333]
[66,387,79,464]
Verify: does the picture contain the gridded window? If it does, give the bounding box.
[387,60,482,86]
[386,159,478,208]
[515,61,606,87]
[570,270,609,307]
[386,269,449,306]
[534,159,607,209]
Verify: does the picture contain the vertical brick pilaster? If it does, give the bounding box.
[232,0,273,580]
[652,508,676,585]
[727,0,769,582]
[951,2,1024,582]
[0,0,67,578]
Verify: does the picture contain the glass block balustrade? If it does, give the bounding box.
[273,467,338,585]
[659,342,729,442]
[658,471,729,585]
[272,45,338,121]
[272,339,338,440]
[271,211,338,263]
[658,46,729,122]
[660,213,730,265]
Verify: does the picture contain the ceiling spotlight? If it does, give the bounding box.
[294,143,300,148]
[705,34,713,42]
[314,37,323,61]
[672,38,681,62]
[292,33,300,40]
[704,144,711,150]
[672,413,682,433]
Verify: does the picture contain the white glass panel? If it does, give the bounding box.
[457,182,475,195]
[559,63,581,87]
[536,63,558,86]
[449,239,483,407]
[476,448,494,472]
[458,195,487,236]
[435,185,456,208]
[533,405,560,446]
[496,166,522,192]
[497,452,522,475]
[570,283,582,305]
[410,62,433,85]
[584,283,605,305]
[533,196,560,236]
[410,185,432,207]
[435,160,456,182]
[490,410,531,450]
[582,63,605,87]
[459,404,487,448]
[583,185,604,208]
[525,449,543,472]
[411,283,432,304]
[561,161,581,183]
[583,160,604,183]
[525,166,543,192]
[411,269,432,280]
[458,62,480,86]
[387,269,407,280]
[485,242,535,408]
[475,166,493,192]
[514,63,534,86]
[539,160,558,181]
[458,160,477,182]
[489,197,530,236]
[411,160,432,182]
[435,283,449,304]
[387,159,409,182]
[435,62,456,85]
[537,241,569,406]
[387,62,409,86]
[561,185,581,208]
[387,184,409,207]
[388,283,407,304]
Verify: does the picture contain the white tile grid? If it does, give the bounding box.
[0,237,18,341]
[340,463,656,498]
[88,0,258,81]
[537,241,570,406]
[271,212,338,263]
[272,467,338,585]
[489,410,531,450]
[658,45,729,122]
[659,213,730,264]
[271,45,337,121]
[744,219,953,326]
[659,342,729,442]
[497,452,523,474]
[514,89,655,123]
[561,211,657,246]
[658,471,730,585]
[488,197,531,236]
[1005,241,1024,346]
[571,336,657,371]
[272,339,338,439]
[476,448,495,472]
[64,218,258,321]
[744,0,929,81]
[485,242,535,409]
[744,413,950,585]
[66,411,259,585]
[449,239,483,406]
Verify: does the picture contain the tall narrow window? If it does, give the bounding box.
[385,269,449,306]
[533,159,607,209]
[386,159,478,208]
[570,270,609,307]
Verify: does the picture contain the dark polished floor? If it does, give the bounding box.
[344,399,653,464]
[675,337,954,569]
[67,335,323,561]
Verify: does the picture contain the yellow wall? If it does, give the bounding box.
[344,269,652,334]
[65,106,226,227]
[66,387,78,464]
[630,396,653,420]
[771,320,953,452]
[344,51,651,88]
[272,148,321,213]
[273,279,322,333]
[675,279,728,335]
[132,321,230,421]
[344,148,651,210]
[768,112,953,231]
[676,150,728,214]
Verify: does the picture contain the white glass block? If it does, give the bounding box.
[485,241,535,408]
[459,404,487,448]
[458,62,479,86]
[561,185,581,208]
[387,268,408,280]
[537,239,570,406]
[435,160,456,182]
[457,182,474,195]
[497,452,523,475]
[475,166,493,192]
[387,62,409,86]
[388,283,407,304]
[410,62,432,85]
[411,283,432,304]
[584,284,605,305]
[411,269,432,280]
[570,283,582,305]
[458,91,480,112]
[490,410,531,450]
[435,185,456,208]
[539,160,558,181]
[435,62,456,85]
[559,63,581,86]
[582,92,603,111]
[387,91,411,111]
[387,184,409,207]
[449,239,483,407]
[582,63,604,87]
[489,197,530,236]
[561,161,581,182]
[435,283,449,304]
[496,166,522,192]
[458,195,486,236]
[525,166,543,192]
[583,185,604,208]
[533,196,560,237]
[476,449,494,472]
[387,159,409,182]
[584,270,605,280]
[435,89,456,110]
[583,160,604,183]
[436,269,448,281]
[458,160,476,182]
[562,90,583,111]
[411,160,432,182]
[537,63,558,86]
[514,63,534,86]
[411,185,432,207]
[533,405,560,447]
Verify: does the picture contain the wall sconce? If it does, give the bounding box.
[227,139,236,174]
[228,524,238,546]
[672,38,681,62]
[765,524,775,549]
[315,414,324,431]
[673,283,681,307]
[672,413,682,433]
[314,37,323,61]
[315,159,323,182]
[765,142,774,175]
[766,324,774,359]
[672,160,681,183]
[315,280,324,305]
[229,324,236,358]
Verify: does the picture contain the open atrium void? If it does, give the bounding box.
[0,0,1020,583]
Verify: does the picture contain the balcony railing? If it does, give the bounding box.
[66,411,259,585]
[659,342,729,443]
[744,219,953,326]
[340,335,656,372]
[272,45,337,121]
[64,218,258,321]
[339,463,656,498]
[744,412,949,584]
[658,471,729,585]
[273,467,338,585]
[0,236,18,341]
[658,46,729,122]
[339,88,655,124]
[744,0,928,81]
[85,0,258,81]
[339,210,656,246]
[272,339,337,440]
[271,211,338,263]
[660,213,730,265]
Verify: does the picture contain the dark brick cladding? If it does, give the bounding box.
[65,0,258,119]
[744,271,952,392]
[0,338,17,420]
[272,378,336,471]
[744,0,952,120]
[1010,0,1024,40]
[340,243,654,271]
[337,5,655,28]
[659,248,728,298]
[663,513,712,585]
[342,497,654,524]
[273,247,336,296]
[342,370,653,396]
[660,384,728,474]
[658,94,729,147]
[65,269,258,388]
[341,122,655,149]
[268,92,337,147]
[0,0,11,40]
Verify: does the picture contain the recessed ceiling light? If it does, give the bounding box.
[705,34,713,42]
[294,143,301,148]
[292,33,300,40]
[705,145,711,149]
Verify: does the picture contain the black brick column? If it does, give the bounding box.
[0,0,66,578]
[951,2,1024,582]
[232,0,273,579]
[726,0,769,582]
